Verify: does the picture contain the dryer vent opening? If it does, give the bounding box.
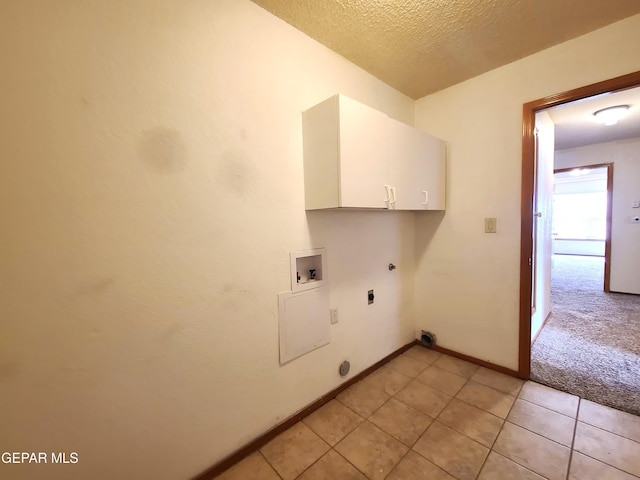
[420,331,436,348]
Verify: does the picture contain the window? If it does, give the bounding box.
[552,192,607,240]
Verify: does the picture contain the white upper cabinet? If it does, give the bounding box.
[388,117,446,210]
[302,94,388,209]
[302,94,445,211]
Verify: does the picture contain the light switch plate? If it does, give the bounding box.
[485,217,497,233]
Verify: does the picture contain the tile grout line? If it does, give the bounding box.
[500,420,574,451]
[572,420,640,478]
[386,360,468,480]
[294,429,333,480]
[284,365,392,480]
[330,397,387,479]
[502,382,582,480]
[381,354,440,480]
[258,450,284,480]
[415,368,497,479]
[383,352,457,479]
[334,351,439,480]
[396,362,527,479]
[310,445,369,480]
[472,380,524,479]
[394,369,640,480]
[384,350,444,478]
[573,450,640,479]
[516,395,577,420]
[528,390,640,479]
[331,447,372,480]
[332,395,370,423]
[576,410,640,444]
[266,353,627,480]
[565,399,580,480]
[302,364,561,480]
[235,349,420,480]
[500,397,577,449]
[381,441,413,480]
[411,366,469,391]
[387,356,432,478]
[220,348,640,479]
[478,381,575,480]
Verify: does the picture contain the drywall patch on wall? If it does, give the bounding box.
[216,150,257,196]
[140,127,187,174]
[74,276,117,296]
[0,361,22,382]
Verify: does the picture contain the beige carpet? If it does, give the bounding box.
[531,255,640,415]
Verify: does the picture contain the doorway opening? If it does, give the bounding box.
[552,164,611,291]
[530,163,612,349]
[528,160,640,414]
[520,71,640,414]
[519,70,640,379]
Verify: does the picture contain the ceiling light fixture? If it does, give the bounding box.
[593,105,630,126]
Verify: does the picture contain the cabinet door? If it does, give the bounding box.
[338,96,389,208]
[420,131,446,210]
[388,119,445,210]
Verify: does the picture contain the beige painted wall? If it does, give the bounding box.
[556,138,640,294]
[0,1,416,479]
[414,13,640,370]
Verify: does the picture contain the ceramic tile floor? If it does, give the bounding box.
[216,346,640,480]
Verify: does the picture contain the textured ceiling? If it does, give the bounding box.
[251,0,640,99]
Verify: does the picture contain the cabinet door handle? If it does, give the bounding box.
[390,186,396,206]
[384,185,391,207]
[423,191,429,205]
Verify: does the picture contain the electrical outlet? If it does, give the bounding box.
[330,308,339,324]
[368,289,374,305]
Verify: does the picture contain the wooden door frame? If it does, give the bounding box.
[553,163,613,292]
[518,70,640,379]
